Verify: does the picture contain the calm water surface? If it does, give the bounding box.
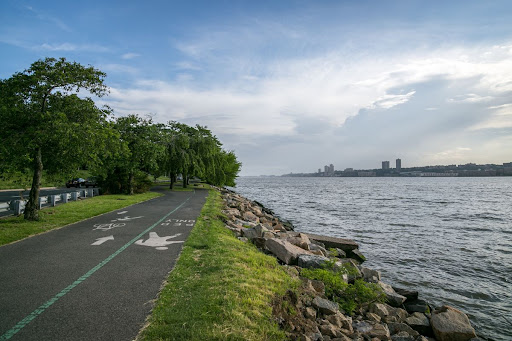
[233,177,512,341]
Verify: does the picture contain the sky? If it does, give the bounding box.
[1,0,512,175]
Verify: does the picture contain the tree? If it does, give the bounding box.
[104,115,164,194]
[0,57,109,220]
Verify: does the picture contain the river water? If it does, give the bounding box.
[232,176,512,341]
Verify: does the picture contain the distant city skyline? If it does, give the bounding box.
[1,1,512,176]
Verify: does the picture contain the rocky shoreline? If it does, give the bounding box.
[220,188,480,341]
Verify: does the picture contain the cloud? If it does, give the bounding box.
[37,42,110,52]
[121,53,140,60]
[100,40,512,174]
[24,5,72,32]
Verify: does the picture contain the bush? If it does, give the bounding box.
[301,266,385,315]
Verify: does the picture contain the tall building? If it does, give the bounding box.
[382,161,390,170]
[396,158,402,172]
[324,165,328,174]
[329,164,334,175]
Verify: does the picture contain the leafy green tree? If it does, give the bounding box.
[99,114,165,194]
[0,57,109,220]
[160,122,191,190]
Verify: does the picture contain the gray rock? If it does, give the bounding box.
[348,248,366,263]
[312,296,339,315]
[251,237,266,249]
[243,211,259,223]
[241,227,259,240]
[237,237,248,242]
[305,233,359,251]
[352,321,373,334]
[430,305,476,341]
[391,331,416,341]
[387,323,419,337]
[265,238,312,265]
[370,303,389,318]
[393,287,419,302]
[404,299,430,314]
[254,224,269,237]
[298,254,330,269]
[405,312,432,336]
[370,323,391,340]
[310,243,329,257]
[320,323,338,337]
[378,281,407,307]
[361,267,381,283]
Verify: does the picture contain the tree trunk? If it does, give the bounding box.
[182,171,187,189]
[24,147,43,220]
[169,174,175,190]
[128,172,134,195]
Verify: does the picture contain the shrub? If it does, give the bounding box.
[301,267,385,315]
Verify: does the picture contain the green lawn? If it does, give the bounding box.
[0,192,162,246]
[139,189,298,341]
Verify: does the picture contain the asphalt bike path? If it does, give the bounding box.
[0,188,208,341]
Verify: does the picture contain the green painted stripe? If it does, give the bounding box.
[0,193,194,341]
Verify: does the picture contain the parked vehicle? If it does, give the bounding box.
[84,177,98,188]
[66,178,86,188]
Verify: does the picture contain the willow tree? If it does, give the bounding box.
[0,58,109,220]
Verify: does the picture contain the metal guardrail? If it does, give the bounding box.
[0,188,100,217]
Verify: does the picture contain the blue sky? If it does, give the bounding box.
[1,1,512,175]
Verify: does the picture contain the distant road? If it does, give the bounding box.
[0,188,208,340]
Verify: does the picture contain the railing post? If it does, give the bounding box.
[50,195,57,207]
[71,192,78,201]
[61,193,68,203]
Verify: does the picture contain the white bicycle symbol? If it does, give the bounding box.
[93,223,126,231]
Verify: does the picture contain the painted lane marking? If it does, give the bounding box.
[93,223,125,231]
[135,232,183,250]
[110,215,143,222]
[117,211,128,215]
[0,192,195,341]
[91,235,114,246]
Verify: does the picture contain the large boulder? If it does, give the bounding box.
[405,312,432,336]
[286,233,311,250]
[298,254,330,269]
[243,211,260,223]
[241,227,259,240]
[265,238,312,265]
[312,296,339,315]
[378,281,407,307]
[430,306,476,341]
[404,299,430,314]
[305,233,359,251]
[361,267,381,283]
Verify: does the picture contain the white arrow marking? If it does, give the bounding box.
[91,235,114,245]
[135,232,183,250]
[111,215,143,222]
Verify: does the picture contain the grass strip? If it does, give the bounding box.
[139,189,298,341]
[0,192,162,246]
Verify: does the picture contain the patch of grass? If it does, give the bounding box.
[151,182,211,192]
[0,192,162,246]
[139,190,298,341]
[301,267,385,315]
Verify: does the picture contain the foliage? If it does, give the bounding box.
[301,267,385,315]
[98,115,164,194]
[139,190,298,340]
[0,57,111,220]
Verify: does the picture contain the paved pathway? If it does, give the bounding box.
[0,188,208,341]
